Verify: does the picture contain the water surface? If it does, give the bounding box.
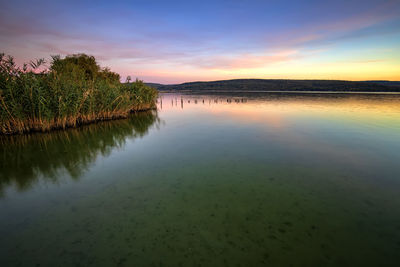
[1,93,400,266]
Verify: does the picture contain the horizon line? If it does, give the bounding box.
[144,78,400,85]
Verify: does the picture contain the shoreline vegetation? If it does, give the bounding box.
[148,79,400,92]
[0,53,157,135]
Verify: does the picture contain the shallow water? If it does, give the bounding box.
[1,93,400,266]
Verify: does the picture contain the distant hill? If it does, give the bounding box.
[145,82,164,88]
[146,79,400,92]
[363,81,400,87]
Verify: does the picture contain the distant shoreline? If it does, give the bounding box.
[159,90,400,95]
[147,79,400,93]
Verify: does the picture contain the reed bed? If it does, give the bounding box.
[0,53,158,134]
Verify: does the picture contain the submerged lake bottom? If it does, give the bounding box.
[1,92,400,266]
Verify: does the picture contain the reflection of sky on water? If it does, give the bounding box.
[158,93,400,185]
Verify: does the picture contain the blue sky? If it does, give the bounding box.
[1,0,399,83]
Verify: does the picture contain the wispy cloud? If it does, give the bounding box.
[0,0,399,82]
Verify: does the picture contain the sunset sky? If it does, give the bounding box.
[1,0,399,83]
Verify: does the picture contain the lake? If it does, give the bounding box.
[1,92,400,266]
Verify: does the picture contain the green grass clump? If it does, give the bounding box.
[0,53,158,134]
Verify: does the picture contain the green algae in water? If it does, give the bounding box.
[1,93,400,266]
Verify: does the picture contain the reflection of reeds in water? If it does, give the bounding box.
[0,111,160,196]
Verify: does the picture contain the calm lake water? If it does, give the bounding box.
[1,93,400,266]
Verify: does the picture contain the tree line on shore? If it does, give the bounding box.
[151,79,400,92]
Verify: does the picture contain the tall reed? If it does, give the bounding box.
[0,53,158,134]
